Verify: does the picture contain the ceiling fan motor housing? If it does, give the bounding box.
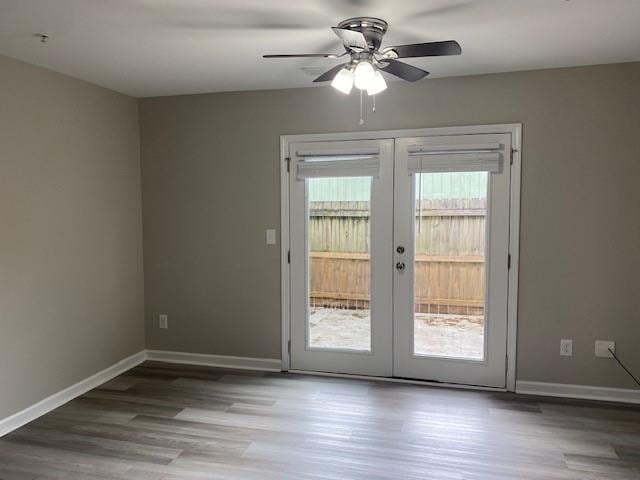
[337,17,388,53]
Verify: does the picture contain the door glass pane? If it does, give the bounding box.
[413,172,488,360]
[307,177,372,351]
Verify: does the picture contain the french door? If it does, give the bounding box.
[289,139,394,376]
[288,132,513,388]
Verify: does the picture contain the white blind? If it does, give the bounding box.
[406,143,503,174]
[296,147,379,158]
[407,143,501,155]
[296,147,381,179]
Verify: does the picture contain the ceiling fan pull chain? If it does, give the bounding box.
[372,94,376,112]
[360,89,364,125]
[418,155,424,233]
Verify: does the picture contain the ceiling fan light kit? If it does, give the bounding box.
[264,16,461,121]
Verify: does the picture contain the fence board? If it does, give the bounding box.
[310,253,484,315]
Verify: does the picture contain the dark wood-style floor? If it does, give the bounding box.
[1,362,640,480]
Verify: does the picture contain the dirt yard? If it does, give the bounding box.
[309,307,484,360]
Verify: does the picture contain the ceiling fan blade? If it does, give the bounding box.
[382,41,462,59]
[313,63,348,83]
[263,54,339,59]
[379,59,429,82]
[331,27,368,52]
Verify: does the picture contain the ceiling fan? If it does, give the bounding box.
[263,17,461,96]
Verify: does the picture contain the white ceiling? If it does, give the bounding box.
[1,0,639,98]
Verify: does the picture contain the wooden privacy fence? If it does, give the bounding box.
[309,198,486,315]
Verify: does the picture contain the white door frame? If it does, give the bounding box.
[280,123,522,392]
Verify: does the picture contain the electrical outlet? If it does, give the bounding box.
[595,340,615,358]
[560,339,573,357]
[159,314,168,329]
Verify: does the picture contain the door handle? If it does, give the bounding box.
[396,262,406,271]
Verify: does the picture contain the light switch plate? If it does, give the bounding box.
[266,229,277,245]
[560,339,573,356]
[595,340,615,358]
[159,314,168,329]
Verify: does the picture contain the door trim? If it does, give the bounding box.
[280,123,522,391]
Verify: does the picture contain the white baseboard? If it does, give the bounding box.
[145,350,282,372]
[0,349,280,438]
[0,350,147,437]
[516,380,640,404]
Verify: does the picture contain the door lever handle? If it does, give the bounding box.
[396,262,406,271]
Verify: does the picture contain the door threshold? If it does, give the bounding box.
[286,369,508,392]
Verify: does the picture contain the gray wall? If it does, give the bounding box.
[140,62,640,389]
[0,55,145,419]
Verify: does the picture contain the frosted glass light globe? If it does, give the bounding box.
[331,67,354,94]
[367,71,387,95]
[354,61,375,90]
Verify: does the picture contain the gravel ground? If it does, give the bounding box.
[309,307,484,359]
